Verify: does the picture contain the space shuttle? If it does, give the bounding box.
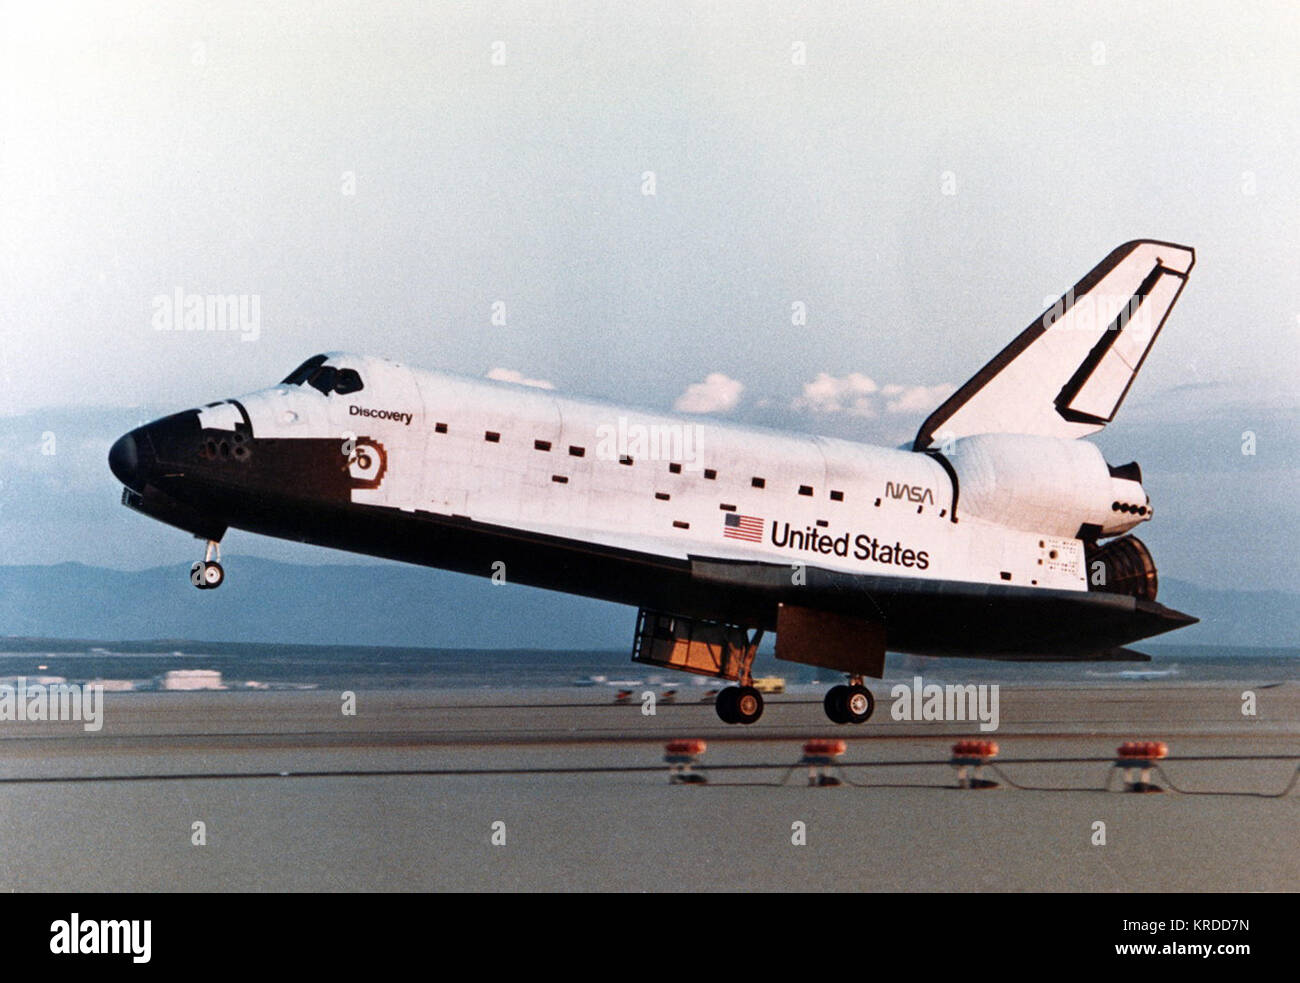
[109,239,1198,725]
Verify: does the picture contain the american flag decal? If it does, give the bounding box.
[723,513,765,542]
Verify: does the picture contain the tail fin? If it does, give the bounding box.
[914,239,1195,450]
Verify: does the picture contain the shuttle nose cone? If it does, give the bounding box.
[108,412,199,493]
[108,432,137,483]
[108,431,144,491]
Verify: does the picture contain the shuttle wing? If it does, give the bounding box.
[689,556,1196,660]
[914,240,1195,450]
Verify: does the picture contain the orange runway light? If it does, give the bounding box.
[664,739,707,784]
[800,739,847,787]
[950,739,1000,789]
[1115,740,1168,793]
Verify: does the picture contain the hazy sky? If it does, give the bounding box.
[1,2,1296,591]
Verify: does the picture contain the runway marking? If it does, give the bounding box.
[1,756,1297,798]
[1,728,1294,755]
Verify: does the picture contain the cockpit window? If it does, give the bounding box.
[307,366,338,395]
[282,354,327,386]
[282,355,365,396]
[334,368,364,395]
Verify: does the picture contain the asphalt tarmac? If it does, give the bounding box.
[1,684,1296,891]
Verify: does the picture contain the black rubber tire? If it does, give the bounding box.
[733,686,764,725]
[715,686,739,724]
[844,684,875,724]
[203,561,225,589]
[823,685,849,724]
[190,561,209,590]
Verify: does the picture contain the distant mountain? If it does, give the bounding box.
[1153,578,1298,650]
[0,558,633,649]
[0,560,1292,650]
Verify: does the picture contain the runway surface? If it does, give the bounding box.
[1,684,1297,891]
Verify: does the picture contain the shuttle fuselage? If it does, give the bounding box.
[109,239,1200,725]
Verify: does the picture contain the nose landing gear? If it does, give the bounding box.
[823,678,874,724]
[190,540,225,590]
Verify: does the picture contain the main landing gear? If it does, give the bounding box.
[190,540,224,590]
[823,677,875,725]
[715,684,764,725]
[628,610,768,726]
[715,629,764,725]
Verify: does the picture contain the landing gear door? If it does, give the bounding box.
[631,609,757,681]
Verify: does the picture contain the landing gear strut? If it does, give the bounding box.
[190,540,224,590]
[823,677,874,725]
[715,629,765,725]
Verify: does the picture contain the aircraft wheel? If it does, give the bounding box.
[823,685,849,724]
[844,684,874,724]
[190,560,224,590]
[715,687,740,724]
[733,685,764,725]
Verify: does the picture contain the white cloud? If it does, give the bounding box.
[674,373,744,414]
[485,367,555,390]
[791,372,879,416]
[884,383,954,415]
[791,374,952,417]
